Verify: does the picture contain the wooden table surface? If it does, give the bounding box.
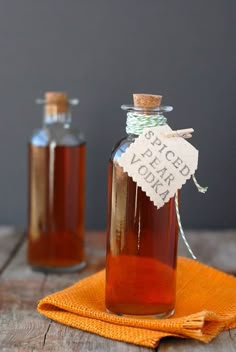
[0,227,235,351]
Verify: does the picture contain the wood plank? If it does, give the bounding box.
[0,233,50,350]
[88,230,236,274]
[41,322,150,352]
[0,310,50,351]
[158,330,236,351]
[87,230,236,274]
[0,227,25,274]
[0,232,150,351]
[1,231,105,280]
[178,230,236,274]
[0,228,235,351]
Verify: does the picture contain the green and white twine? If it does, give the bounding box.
[175,176,208,260]
[126,112,167,135]
[126,111,208,259]
[192,175,208,194]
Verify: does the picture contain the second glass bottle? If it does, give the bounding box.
[27,92,86,272]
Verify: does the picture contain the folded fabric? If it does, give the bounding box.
[37,257,236,348]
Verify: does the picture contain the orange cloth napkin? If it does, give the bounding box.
[37,257,236,348]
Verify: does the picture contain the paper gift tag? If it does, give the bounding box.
[117,125,199,209]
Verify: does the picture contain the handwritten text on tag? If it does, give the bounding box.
[117,125,198,209]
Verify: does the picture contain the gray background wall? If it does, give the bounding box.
[0,0,235,230]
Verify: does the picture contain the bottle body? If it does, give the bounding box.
[27,95,86,272]
[106,135,178,316]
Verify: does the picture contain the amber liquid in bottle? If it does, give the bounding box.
[28,144,85,270]
[106,144,178,316]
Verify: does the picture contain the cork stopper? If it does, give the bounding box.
[133,94,162,108]
[45,92,69,114]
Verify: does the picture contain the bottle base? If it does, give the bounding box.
[30,261,86,273]
[106,307,175,319]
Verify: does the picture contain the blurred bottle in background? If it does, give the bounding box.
[27,92,86,272]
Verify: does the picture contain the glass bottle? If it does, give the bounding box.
[27,92,86,272]
[105,94,178,318]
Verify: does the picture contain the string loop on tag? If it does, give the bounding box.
[192,175,208,194]
[175,192,197,260]
[126,112,167,135]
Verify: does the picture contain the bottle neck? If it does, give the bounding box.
[126,111,167,136]
[43,109,72,126]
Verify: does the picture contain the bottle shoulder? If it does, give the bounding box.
[111,135,136,162]
[30,125,85,146]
